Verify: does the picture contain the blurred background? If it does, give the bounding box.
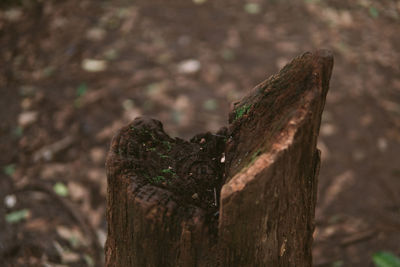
[1,0,400,266]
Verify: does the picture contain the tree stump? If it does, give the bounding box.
[105,50,333,267]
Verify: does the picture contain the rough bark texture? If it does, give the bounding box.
[105,50,333,267]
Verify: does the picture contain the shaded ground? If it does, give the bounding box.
[1,0,400,266]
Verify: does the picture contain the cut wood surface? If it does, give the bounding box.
[105,50,333,267]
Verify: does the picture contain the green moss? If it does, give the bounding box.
[234,104,252,120]
[162,141,172,151]
[151,175,166,184]
[144,174,164,184]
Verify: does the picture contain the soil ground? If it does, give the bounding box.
[1,0,400,266]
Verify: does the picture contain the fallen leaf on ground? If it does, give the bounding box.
[86,27,106,41]
[320,123,337,136]
[18,111,38,127]
[82,59,107,72]
[53,182,69,197]
[68,181,87,201]
[177,59,201,74]
[244,3,261,14]
[4,195,17,208]
[61,251,81,263]
[5,209,30,224]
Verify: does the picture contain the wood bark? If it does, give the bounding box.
[105,50,333,266]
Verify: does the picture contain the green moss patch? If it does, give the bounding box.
[234,104,252,120]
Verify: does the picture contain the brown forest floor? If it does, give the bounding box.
[1,0,400,266]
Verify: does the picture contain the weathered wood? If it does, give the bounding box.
[105,50,333,266]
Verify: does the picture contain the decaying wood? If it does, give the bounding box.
[105,50,333,266]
